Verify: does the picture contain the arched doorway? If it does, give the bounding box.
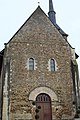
[36,93,52,120]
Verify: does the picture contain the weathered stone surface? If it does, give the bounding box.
[2,7,74,119]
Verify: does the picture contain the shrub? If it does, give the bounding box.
[74,114,79,118]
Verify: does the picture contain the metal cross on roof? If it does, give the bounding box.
[38,1,40,6]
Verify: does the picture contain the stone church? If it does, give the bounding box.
[0,0,80,120]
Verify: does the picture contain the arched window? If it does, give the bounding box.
[29,58,34,70]
[50,59,55,71]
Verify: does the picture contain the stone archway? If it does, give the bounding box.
[29,87,58,101]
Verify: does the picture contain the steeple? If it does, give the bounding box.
[48,0,56,24]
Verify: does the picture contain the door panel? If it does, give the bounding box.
[36,93,52,120]
[44,102,51,120]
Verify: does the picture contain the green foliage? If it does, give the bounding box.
[74,114,79,118]
[35,109,39,113]
[38,106,41,109]
[35,115,39,119]
[73,101,75,105]
[78,106,80,109]
[77,109,80,114]
[32,101,36,105]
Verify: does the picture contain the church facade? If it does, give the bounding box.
[0,0,80,120]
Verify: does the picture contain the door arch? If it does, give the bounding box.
[36,93,52,120]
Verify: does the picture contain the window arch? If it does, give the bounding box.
[48,58,57,72]
[50,59,55,71]
[29,58,34,70]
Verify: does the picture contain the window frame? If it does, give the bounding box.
[48,58,57,72]
[28,58,34,71]
[50,59,55,72]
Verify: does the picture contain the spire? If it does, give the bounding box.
[48,0,56,24]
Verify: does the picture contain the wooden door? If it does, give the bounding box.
[36,93,52,120]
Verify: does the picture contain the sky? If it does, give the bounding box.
[0,0,80,76]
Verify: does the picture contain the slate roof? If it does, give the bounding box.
[55,24,68,36]
[48,0,68,37]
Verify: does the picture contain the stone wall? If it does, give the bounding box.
[0,54,3,120]
[3,7,74,120]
